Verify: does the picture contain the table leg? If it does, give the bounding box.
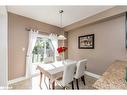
[39,72,43,89]
[52,81,55,90]
[49,79,51,89]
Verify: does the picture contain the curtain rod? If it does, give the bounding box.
[25,27,49,35]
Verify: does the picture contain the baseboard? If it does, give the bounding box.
[8,73,40,85]
[84,71,101,79]
[8,76,26,85]
[8,71,100,85]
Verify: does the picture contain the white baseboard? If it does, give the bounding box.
[8,76,26,85]
[84,71,101,79]
[8,73,40,85]
[8,71,100,85]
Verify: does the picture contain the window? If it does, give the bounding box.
[32,37,55,63]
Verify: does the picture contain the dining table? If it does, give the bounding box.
[36,59,77,89]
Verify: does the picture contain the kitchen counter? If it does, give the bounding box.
[93,60,127,89]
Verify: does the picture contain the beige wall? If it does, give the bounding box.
[68,15,127,75]
[9,10,126,79]
[8,12,65,80]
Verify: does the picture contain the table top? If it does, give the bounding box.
[37,60,77,82]
[93,60,127,89]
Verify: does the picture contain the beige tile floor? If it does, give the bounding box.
[9,75,97,90]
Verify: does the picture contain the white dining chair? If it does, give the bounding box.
[74,59,87,89]
[56,62,76,89]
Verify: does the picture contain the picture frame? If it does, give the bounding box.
[78,34,94,49]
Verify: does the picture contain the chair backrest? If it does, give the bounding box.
[62,63,76,86]
[75,59,87,79]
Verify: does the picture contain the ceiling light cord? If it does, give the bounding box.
[58,10,66,41]
[59,10,64,35]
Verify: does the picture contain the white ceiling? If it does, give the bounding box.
[7,6,114,27]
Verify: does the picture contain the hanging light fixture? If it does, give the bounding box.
[58,10,66,40]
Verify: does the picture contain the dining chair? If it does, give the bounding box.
[56,63,76,89]
[74,59,87,89]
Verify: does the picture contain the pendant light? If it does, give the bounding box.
[58,10,66,40]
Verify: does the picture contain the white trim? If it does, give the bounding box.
[8,71,100,85]
[8,73,40,85]
[0,6,8,87]
[8,77,26,85]
[117,58,127,62]
[84,71,101,79]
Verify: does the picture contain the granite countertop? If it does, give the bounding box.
[93,60,127,89]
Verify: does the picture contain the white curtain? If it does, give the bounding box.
[26,29,38,78]
[49,33,58,61]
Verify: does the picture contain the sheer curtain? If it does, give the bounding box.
[26,29,38,78]
[49,33,58,62]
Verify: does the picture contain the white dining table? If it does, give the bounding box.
[36,59,77,89]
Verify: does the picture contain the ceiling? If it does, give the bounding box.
[7,6,114,27]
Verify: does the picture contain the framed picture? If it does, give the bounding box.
[78,34,94,49]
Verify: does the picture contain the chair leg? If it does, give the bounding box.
[71,81,74,89]
[76,79,79,89]
[81,76,86,85]
[63,87,66,90]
